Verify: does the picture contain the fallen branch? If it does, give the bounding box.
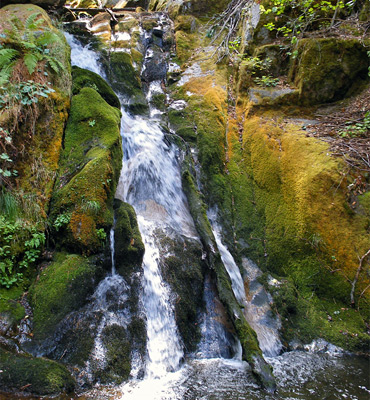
[350,248,370,307]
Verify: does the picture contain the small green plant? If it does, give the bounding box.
[261,1,356,59]
[0,80,55,109]
[81,199,101,214]
[88,119,96,127]
[228,36,241,54]
[339,112,370,138]
[0,13,65,85]
[243,56,273,73]
[0,189,20,221]
[253,75,280,87]
[0,216,45,287]
[96,228,106,241]
[53,213,71,231]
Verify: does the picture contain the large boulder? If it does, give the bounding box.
[290,38,369,105]
[49,68,122,254]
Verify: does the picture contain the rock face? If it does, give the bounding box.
[0,4,76,395]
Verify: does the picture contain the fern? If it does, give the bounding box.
[36,31,59,46]
[0,63,15,86]
[23,52,39,75]
[45,56,65,73]
[25,13,44,31]
[0,48,19,69]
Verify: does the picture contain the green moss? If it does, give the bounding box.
[50,86,122,253]
[168,108,196,142]
[0,348,75,395]
[0,285,25,330]
[29,252,101,339]
[99,324,131,384]
[113,199,145,277]
[290,38,369,104]
[358,191,370,217]
[72,66,121,109]
[150,93,167,112]
[174,30,200,65]
[104,51,147,112]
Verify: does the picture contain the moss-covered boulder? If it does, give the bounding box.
[50,83,122,253]
[29,253,103,339]
[0,347,75,396]
[72,66,121,109]
[113,199,144,277]
[0,2,71,318]
[290,38,369,104]
[103,52,147,112]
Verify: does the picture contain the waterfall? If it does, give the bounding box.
[65,29,191,380]
[63,22,370,400]
[208,211,283,358]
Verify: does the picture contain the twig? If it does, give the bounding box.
[350,249,370,307]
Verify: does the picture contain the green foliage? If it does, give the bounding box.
[228,36,241,53]
[0,127,18,185]
[0,189,20,220]
[261,0,355,37]
[53,213,71,231]
[253,75,280,87]
[0,13,65,83]
[96,228,106,241]
[339,111,370,138]
[261,1,356,59]
[0,80,55,108]
[0,216,45,288]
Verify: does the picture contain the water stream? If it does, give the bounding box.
[64,29,370,400]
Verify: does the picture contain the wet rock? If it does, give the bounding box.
[142,45,168,82]
[0,347,75,396]
[157,231,205,352]
[114,199,145,278]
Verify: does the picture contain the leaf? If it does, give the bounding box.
[0,48,19,69]
[23,52,39,75]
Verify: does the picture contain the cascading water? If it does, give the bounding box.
[65,25,370,400]
[208,210,283,358]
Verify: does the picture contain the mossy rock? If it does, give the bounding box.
[158,232,205,352]
[29,252,102,339]
[168,108,196,142]
[72,66,121,109]
[50,85,122,253]
[113,199,145,278]
[0,286,26,335]
[174,15,197,32]
[290,38,369,104]
[359,1,370,21]
[253,44,291,77]
[0,347,75,396]
[0,4,71,229]
[98,324,131,384]
[103,51,147,112]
